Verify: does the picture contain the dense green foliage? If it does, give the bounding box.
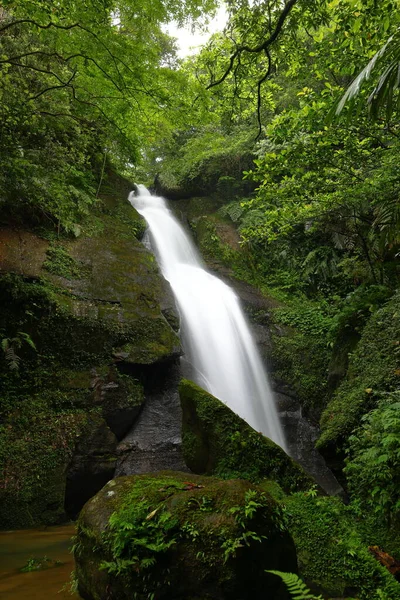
[283,491,400,599]
[345,391,400,524]
[0,0,217,231]
[318,290,400,463]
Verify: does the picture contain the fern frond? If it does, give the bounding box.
[5,347,20,370]
[266,571,323,600]
[17,331,37,351]
[334,30,400,122]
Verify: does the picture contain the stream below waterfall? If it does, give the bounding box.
[0,524,77,600]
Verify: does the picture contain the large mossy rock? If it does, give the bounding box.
[179,379,313,493]
[75,471,295,600]
[317,290,400,454]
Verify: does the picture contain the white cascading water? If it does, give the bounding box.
[129,185,286,450]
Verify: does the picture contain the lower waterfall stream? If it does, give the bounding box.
[130,185,286,451]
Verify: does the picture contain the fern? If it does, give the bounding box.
[5,346,21,370]
[218,201,244,223]
[1,332,37,370]
[266,571,323,600]
[17,331,37,351]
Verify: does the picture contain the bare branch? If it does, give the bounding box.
[27,71,77,102]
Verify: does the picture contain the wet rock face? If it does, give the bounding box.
[65,414,118,519]
[115,361,188,477]
[75,471,296,600]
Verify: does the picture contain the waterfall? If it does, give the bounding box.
[129,185,286,450]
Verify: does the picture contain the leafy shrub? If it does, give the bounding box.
[345,392,400,523]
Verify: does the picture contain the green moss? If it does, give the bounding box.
[271,330,331,419]
[318,291,400,451]
[193,216,243,271]
[284,492,400,599]
[75,471,295,600]
[0,403,88,528]
[179,379,312,493]
[44,243,89,279]
[59,366,144,410]
[172,196,224,220]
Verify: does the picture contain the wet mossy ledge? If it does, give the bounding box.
[75,471,295,600]
[0,175,181,529]
[178,378,312,492]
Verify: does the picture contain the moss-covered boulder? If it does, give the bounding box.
[318,290,400,453]
[179,379,312,493]
[75,471,296,600]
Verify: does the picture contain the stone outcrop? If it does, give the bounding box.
[179,378,313,493]
[115,362,188,477]
[65,414,118,519]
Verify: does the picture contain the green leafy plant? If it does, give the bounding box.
[1,332,36,370]
[221,490,272,562]
[267,571,323,600]
[20,555,63,572]
[345,391,400,523]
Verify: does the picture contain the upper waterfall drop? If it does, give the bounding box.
[129,185,286,451]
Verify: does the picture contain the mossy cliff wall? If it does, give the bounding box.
[0,174,181,528]
[317,290,400,454]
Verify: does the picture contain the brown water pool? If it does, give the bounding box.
[0,524,79,599]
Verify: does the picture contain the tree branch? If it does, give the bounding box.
[207,0,299,91]
[256,49,272,139]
